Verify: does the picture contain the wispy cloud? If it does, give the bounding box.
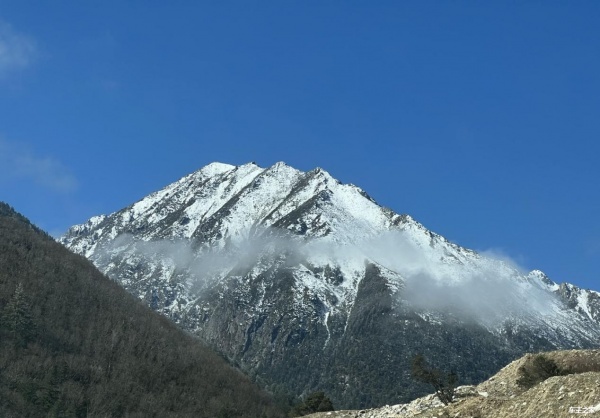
[586,240,600,257]
[0,139,78,193]
[97,226,555,325]
[0,20,36,77]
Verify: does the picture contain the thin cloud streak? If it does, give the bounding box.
[0,20,36,77]
[586,240,600,257]
[0,139,78,193]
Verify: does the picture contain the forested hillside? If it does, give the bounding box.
[0,202,284,417]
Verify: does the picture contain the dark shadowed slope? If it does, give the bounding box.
[0,202,284,418]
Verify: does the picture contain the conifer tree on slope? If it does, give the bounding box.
[2,283,36,347]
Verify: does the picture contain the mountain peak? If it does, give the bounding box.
[197,161,235,177]
[59,162,600,410]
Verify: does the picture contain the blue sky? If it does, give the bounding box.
[1,2,598,290]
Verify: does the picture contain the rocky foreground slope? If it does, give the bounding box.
[307,350,600,418]
[61,162,600,408]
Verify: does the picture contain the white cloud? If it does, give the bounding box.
[98,227,556,326]
[0,20,36,77]
[0,139,78,193]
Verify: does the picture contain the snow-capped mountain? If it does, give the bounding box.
[61,162,600,409]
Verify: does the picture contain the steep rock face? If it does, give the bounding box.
[557,282,600,322]
[61,162,600,409]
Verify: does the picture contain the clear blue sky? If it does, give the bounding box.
[1,2,598,290]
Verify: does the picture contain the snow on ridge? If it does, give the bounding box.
[205,162,303,239]
[88,214,107,227]
[309,167,338,183]
[172,163,265,237]
[66,160,400,244]
[197,162,235,177]
[577,291,593,320]
[128,161,240,222]
[329,182,390,236]
[66,214,107,236]
[527,269,560,292]
[557,282,600,322]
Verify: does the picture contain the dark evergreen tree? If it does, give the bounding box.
[291,391,334,416]
[516,354,564,389]
[411,354,457,405]
[1,282,36,347]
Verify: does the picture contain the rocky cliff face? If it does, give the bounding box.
[60,162,600,409]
